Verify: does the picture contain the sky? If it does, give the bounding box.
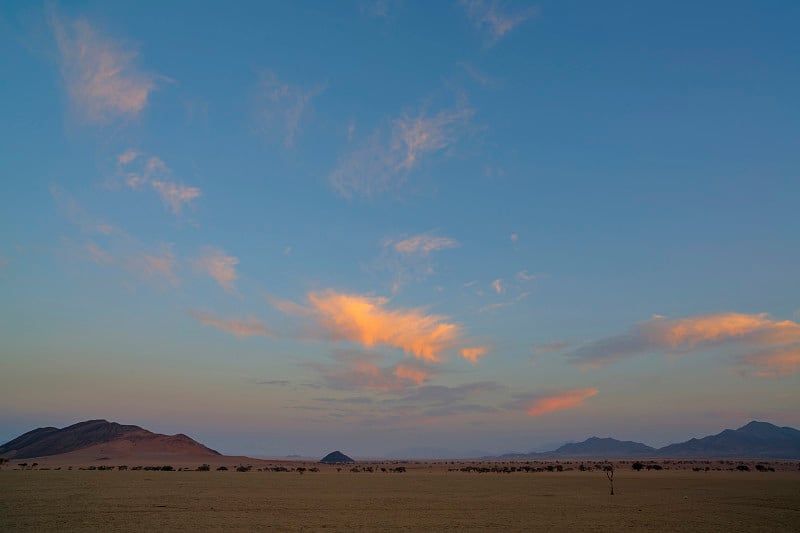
[1,1,798,458]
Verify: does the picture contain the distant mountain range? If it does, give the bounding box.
[1,419,798,462]
[496,421,800,460]
[0,419,220,460]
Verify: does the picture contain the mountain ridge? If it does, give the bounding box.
[494,421,800,460]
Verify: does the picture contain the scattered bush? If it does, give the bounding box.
[736,465,750,472]
[632,462,644,471]
[236,465,251,472]
[197,464,210,471]
[216,466,228,471]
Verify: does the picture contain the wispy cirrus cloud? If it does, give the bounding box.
[460,0,538,44]
[392,234,459,255]
[255,70,326,148]
[50,184,120,236]
[273,289,463,362]
[150,180,201,214]
[49,10,160,124]
[116,151,201,214]
[85,242,112,264]
[568,312,800,376]
[309,350,430,392]
[513,388,599,417]
[190,309,271,338]
[330,103,474,198]
[377,232,459,293]
[133,243,178,285]
[193,247,239,292]
[740,346,800,377]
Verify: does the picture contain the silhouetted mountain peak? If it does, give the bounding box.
[320,450,354,463]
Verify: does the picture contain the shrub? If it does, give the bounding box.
[161,466,174,471]
[236,465,251,472]
[736,465,750,472]
[197,464,211,471]
[216,466,228,471]
[632,462,644,471]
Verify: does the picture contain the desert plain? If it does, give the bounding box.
[2,460,799,532]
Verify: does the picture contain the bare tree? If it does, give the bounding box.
[604,464,615,495]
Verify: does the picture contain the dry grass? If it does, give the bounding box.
[2,467,798,531]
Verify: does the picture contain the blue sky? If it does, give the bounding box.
[1,1,798,457]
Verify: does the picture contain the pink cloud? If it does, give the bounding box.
[150,180,201,214]
[741,346,800,377]
[190,310,270,338]
[193,247,239,292]
[50,12,157,124]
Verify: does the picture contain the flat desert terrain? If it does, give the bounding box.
[2,464,799,531]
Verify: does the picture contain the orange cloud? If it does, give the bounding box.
[278,290,461,362]
[656,313,780,347]
[190,310,270,338]
[741,346,800,377]
[461,346,489,364]
[395,365,428,385]
[569,312,800,368]
[525,388,598,417]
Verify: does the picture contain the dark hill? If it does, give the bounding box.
[320,450,354,463]
[554,437,655,458]
[656,421,800,459]
[0,419,221,460]
[491,421,800,460]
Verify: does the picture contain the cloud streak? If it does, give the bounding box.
[310,351,430,392]
[518,388,599,417]
[50,11,158,124]
[568,312,800,374]
[190,310,271,338]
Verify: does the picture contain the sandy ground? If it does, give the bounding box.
[2,467,799,531]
